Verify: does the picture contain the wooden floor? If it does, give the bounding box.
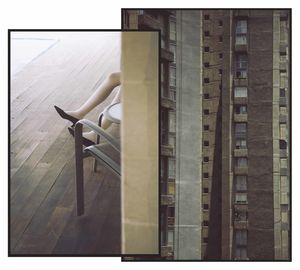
[10,32,121,255]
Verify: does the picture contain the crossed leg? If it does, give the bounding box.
[55,72,121,143]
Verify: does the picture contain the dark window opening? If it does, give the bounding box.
[219,36,223,42]
[204,141,209,146]
[204,157,209,162]
[204,125,209,131]
[203,204,209,210]
[203,172,209,178]
[204,31,210,37]
[219,53,223,59]
[280,139,287,149]
[204,78,210,83]
[280,88,286,97]
[219,20,223,26]
[204,93,210,99]
[204,14,210,20]
[204,46,210,52]
[203,187,209,193]
[204,62,210,67]
[203,220,209,226]
[204,109,209,115]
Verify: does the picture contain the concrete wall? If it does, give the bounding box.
[174,10,202,260]
[121,32,159,254]
[247,10,275,260]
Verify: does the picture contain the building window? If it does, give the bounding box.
[236,54,248,78]
[219,36,223,42]
[167,230,174,245]
[204,157,209,162]
[280,88,286,97]
[235,123,247,139]
[219,20,223,26]
[219,53,223,59]
[235,105,247,114]
[204,78,210,83]
[235,210,248,221]
[279,106,287,115]
[203,237,209,243]
[203,220,209,226]
[235,193,248,204]
[219,69,222,75]
[236,19,247,45]
[236,230,247,246]
[234,87,247,98]
[169,20,176,41]
[236,175,247,191]
[170,43,176,63]
[204,31,210,37]
[168,158,176,179]
[204,125,209,131]
[235,247,247,260]
[203,204,209,210]
[203,172,209,178]
[236,157,247,167]
[204,93,210,99]
[204,109,209,115]
[168,181,175,195]
[219,84,222,90]
[169,66,176,87]
[280,158,288,169]
[204,46,210,52]
[280,139,287,149]
[203,187,209,193]
[123,11,130,28]
[280,123,287,140]
[204,14,210,20]
[204,141,209,146]
[236,138,247,149]
[161,108,168,145]
[204,62,210,67]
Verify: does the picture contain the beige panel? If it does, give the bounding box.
[121,32,159,254]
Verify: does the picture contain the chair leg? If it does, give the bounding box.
[75,122,84,216]
[93,113,103,172]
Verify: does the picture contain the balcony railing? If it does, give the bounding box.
[138,14,161,29]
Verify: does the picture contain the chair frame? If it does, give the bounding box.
[74,119,120,216]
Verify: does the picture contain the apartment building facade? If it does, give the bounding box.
[122,9,291,261]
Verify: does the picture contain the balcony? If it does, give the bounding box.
[234,10,250,17]
[279,114,288,123]
[234,77,248,87]
[161,245,173,257]
[235,44,248,52]
[234,97,248,105]
[161,48,174,62]
[168,217,175,226]
[234,113,247,122]
[280,149,288,158]
[280,168,288,176]
[161,194,175,206]
[234,148,248,157]
[279,61,288,71]
[234,220,248,229]
[161,144,174,157]
[161,96,176,110]
[138,14,160,29]
[279,97,287,106]
[234,204,248,212]
[234,166,248,175]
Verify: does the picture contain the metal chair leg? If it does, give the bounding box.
[75,122,84,216]
[93,113,103,172]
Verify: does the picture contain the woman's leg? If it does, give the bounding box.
[83,87,121,141]
[67,72,121,119]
